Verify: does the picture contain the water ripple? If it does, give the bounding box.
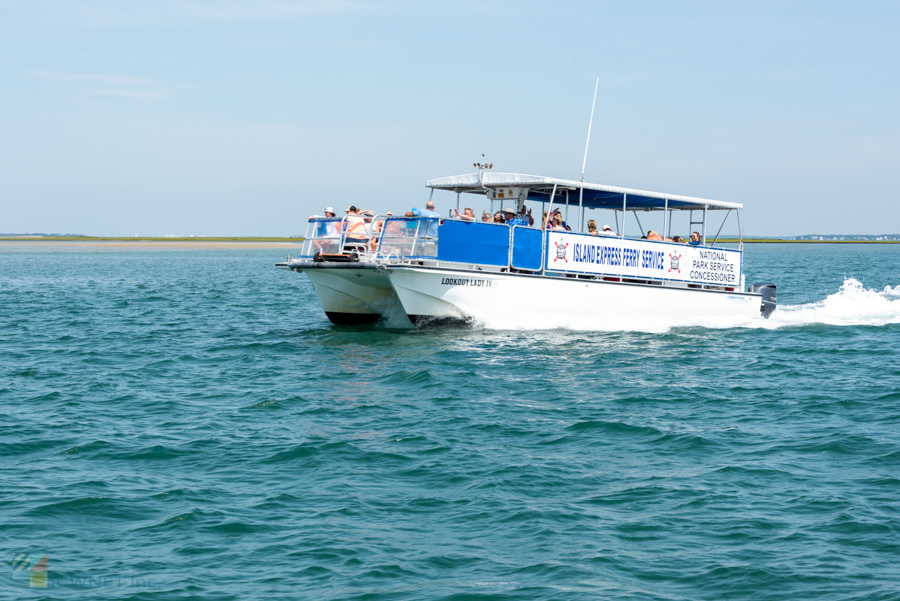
[2,246,900,600]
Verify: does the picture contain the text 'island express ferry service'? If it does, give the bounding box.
[277,172,777,327]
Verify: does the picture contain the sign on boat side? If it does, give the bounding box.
[546,232,742,286]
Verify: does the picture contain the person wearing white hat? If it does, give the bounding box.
[309,206,337,219]
[600,224,617,237]
[308,207,341,252]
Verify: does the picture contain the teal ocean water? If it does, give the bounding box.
[2,243,900,600]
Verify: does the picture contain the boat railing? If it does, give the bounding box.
[375,217,439,260]
[303,216,739,289]
[434,219,511,267]
[300,217,343,257]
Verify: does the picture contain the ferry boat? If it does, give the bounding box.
[277,172,777,326]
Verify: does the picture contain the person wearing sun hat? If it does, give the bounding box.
[503,207,529,227]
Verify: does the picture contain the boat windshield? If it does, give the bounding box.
[377,217,438,259]
[301,218,342,257]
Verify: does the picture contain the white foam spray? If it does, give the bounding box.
[469,278,900,333]
[761,278,900,330]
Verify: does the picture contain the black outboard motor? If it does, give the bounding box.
[750,282,777,318]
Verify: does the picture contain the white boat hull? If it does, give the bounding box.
[386,267,763,327]
[302,266,403,325]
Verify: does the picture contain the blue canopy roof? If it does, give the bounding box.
[425,172,741,211]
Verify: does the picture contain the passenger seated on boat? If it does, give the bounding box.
[481,211,491,222]
[553,209,572,231]
[601,224,616,236]
[551,212,570,231]
[453,207,476,221]
[505,207,529,227]
[309,207,340,253]
[309,206,336,221]
[647,230,664,241]
[515,205,534,226]
[493,212,506,223]
[671,235,684,243]
[310,207,339,236]
[343,206,369,252]
[368,213,392,251]
[545,211,558,230]
[588,220,598,235]
[689,231,701,246]
[405,200,440,238]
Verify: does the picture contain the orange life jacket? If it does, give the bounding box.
[345,215,367,239]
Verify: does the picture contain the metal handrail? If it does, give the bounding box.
[374,217,440,260]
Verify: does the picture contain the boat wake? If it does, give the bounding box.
[761,278,900,330]
[469,278,900,333]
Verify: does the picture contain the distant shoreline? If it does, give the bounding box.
[717,239,900,244]
[0,237,301,242]
[0,238,303,250]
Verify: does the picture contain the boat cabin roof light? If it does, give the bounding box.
[425,172,742,211]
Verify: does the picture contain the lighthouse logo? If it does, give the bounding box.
[12,553,48,588]
[553,241,568,263]
[669,253,681,273]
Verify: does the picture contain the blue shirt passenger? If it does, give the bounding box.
[406,202,441,238]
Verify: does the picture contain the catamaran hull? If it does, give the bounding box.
[387,267,764,327]
[299,265,400,325]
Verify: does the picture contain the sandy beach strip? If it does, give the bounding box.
[0,240,304,251]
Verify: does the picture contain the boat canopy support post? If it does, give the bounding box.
[578,186,584,231]
[663,198,669,239]
[456,191,460,213]
[540,183,558,275]
[633,211,646,238]
[621,194,627,238]
[711,209,732,247]
[545,183,558,229]
[702,205,708,244]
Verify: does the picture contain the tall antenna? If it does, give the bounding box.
[578,76,600,231]
[581,77,599,182]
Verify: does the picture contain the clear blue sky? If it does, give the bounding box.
[1,1,898,236]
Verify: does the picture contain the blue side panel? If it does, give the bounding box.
[511,227,543,270]
[437,221,510,266]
